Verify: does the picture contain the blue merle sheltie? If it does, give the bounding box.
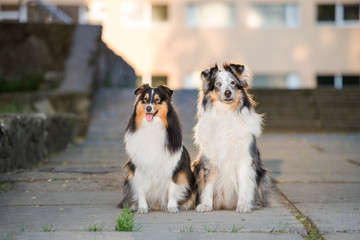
[118,84,196,213]
[193,63,270,213]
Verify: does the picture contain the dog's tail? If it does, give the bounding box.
[251,136,271,207]
[180,189,197,210]
[255,170,270,207]
[117,180,133,208]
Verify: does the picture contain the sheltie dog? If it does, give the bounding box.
[193,63,270,213]
[118,84,196,213]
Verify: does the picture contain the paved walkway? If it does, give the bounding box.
[1,89,359,239]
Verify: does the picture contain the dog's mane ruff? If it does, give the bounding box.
[165,101,183,154]
[240,107,263,137]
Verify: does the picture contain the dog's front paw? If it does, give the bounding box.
[196,204,212,213]
[137,207,149,214]
[166,207,179,213]
[236,204,253,213]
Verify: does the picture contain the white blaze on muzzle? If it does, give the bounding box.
[145,104,155,122]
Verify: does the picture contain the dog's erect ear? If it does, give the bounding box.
[201,64,218,94]
[134,84,150,95]
[223,63,250,88]
[158,85,174,98]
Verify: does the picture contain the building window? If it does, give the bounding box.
[317,75,335,87]
[317,75,360,88]
[252,74,300,89]
[317,4,360,26]
[344,4,359,21]
[88,1,109,25]
[121,2,168,27]
[186,2,235,28]
[317,5,335,22]
[136,75,168,87]
[0,4,20,22]
[184,71,201,89]
[151,76,167,87]
[151,4,168,22]
[247,4,300,28]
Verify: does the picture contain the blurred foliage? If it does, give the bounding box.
[0,75,44,93]
[0,102,32,114]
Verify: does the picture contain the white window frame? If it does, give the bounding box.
[120,2,169,28]
[252,73,301,89]
[247,3,300,29]
[185,2,236,29]
[317,74,360,89]
[317,3,360,27]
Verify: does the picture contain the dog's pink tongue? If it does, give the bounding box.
[146,114,153,122]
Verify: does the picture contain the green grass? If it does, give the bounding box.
[0,102,32,114]
[295,215,325,240]
[180,225,194,232]
[86,222,105,232]
[0,233,13,240]
[0,75,44,93]
[270,221,288,233]
[41,224,56,232]
[231,224,244,233]
[115,205,140,232]
[0,183,13,193]
[18,223,26,233]
[203,225,217,232]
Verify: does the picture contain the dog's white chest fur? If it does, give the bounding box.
[124,118,182,209]
[195,103,261,165]
[125,117,181,176]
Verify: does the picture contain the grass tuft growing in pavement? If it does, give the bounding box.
[180,225,194,232]
[0,183,13,193]
[296,215,325,240]
[41,224,56,232]
[203,225,217,232]
[18,223,26,233]
[86,222,105,232]
[270,221,288,233]
[231,224,244,233]
[115,205,140,232]
[0,233,13,240]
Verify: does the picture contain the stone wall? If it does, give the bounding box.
[0,23,75,92]
[0,23,136,136]
[0,113,77,172]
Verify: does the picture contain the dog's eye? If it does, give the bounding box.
[155,98,160,104]
[216,82,222,87]
[143,97,148,102]
[230,81,235,85]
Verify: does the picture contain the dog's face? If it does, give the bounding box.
[213,71,239,103]
[201,63,250,104]
[133,84,173,123]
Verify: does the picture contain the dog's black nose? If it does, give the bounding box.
[146,106,152,112]
[225,90,231,97]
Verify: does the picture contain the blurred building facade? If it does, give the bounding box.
[1,0,360,89]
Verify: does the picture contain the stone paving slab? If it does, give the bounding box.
[296,202,360,233]
[135,209,305,234]
[278,183,360,203]
[12,179,122,192]
[0,205,306,235]
[271,172,360,183]
[324,232,360,240]
[8,232,305,240]
[0,192,122,206]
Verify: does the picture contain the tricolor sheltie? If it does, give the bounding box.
[193,63,270,213]
[119,84,196,213]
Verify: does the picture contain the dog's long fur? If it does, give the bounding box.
[193,63,270,213]
[118,84,196,213]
